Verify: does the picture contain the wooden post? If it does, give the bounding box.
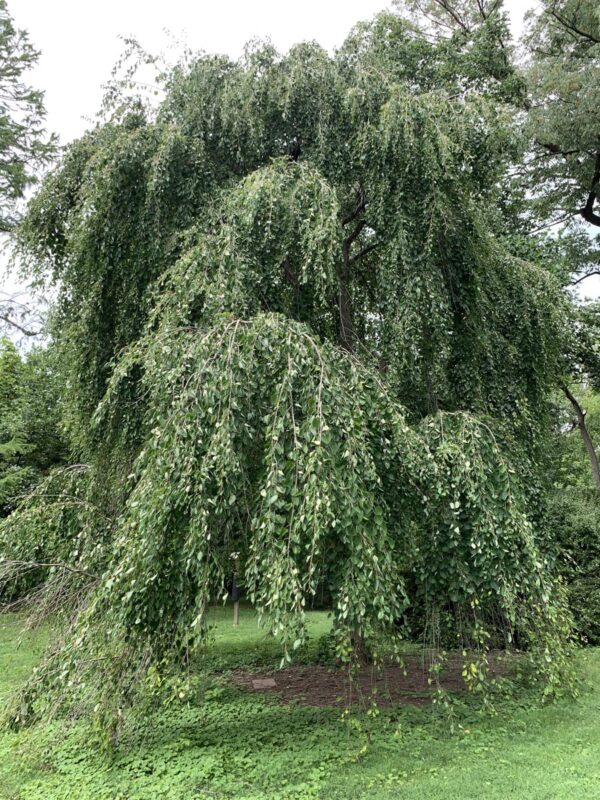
[231,552,240,626]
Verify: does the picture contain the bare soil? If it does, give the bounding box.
[230,652,514,708]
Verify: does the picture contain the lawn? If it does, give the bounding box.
[1,607,600,799]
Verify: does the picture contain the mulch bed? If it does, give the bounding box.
[230,652,514,708]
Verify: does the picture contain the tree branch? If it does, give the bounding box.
[339,220,367,352]
[350,240,379,264]
[536,141,581,157]
[548,3,600,45]
[1,559,98,580]
[431,0,471,33]
[0,313,41,336]
[341,187,367,226]
[580,152,600,227]
[570,270,600,286]
[562,384,600,490]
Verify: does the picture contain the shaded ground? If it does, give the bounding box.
[231,653,514,708]
[2,609,598,800]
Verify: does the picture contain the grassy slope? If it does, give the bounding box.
[1,608,599,800]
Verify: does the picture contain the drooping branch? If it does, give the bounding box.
[548,2,600,45]
[562,384,600,490]
[0,560,98,581]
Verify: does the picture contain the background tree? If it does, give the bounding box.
[0,0,54,347]
[394,0,524,102]
[524,0,600,282]
[519,0,600,486]
[547,388,600,642]
[0,336,33,512]
[0,338,66,514]
[0,0,55,233]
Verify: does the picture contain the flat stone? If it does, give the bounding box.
[252,678,277,690]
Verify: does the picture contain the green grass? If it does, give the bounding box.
[202,603,333,670]
[1,608,600,799]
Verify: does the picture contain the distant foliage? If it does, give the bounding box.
[524,0,600,281]
[0,0,55,231]
[0,339,66,515]
[547,390,600,643]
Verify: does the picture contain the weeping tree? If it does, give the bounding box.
[2,11,575,730]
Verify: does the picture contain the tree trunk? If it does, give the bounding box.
[352,627,370,666]
[338,230,358,351]
[339,222,367,351]
[562,384,600,490]
[338,189,367,352]
[282,256,300,314]
[580,151,600,227]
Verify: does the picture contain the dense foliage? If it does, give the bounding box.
[547,388,600,644]
[524,0,600,282]
[0,5,583,730]
[0,339,65,515]
[0,0,54,232]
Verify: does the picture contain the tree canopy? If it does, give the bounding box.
[524,0,600,282]
[0,0,54,232]
[2,8,578,729]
